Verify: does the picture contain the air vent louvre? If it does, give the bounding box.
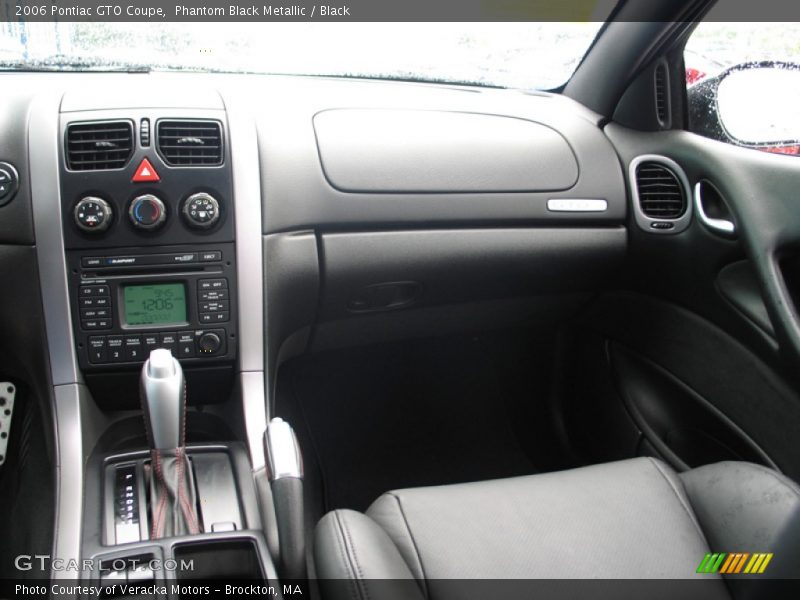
[157,120,223,166]
[654,63,669,126]
[636,162,686,219]
[66,121,133,171]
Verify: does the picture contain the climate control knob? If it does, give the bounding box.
[74,196,113,233]
[197,332,222,355]
[182,193,220,229]
[129,194,166,230]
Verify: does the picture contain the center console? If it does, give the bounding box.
[48,104,287,591]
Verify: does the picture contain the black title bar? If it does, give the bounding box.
[6,0,800,22]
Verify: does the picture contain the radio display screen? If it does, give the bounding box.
[123,283,187,326]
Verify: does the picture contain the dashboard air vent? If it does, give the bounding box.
[635,162,686,219]
[157,120,223,166]
[654,62,670,127]
[66,121,133,171]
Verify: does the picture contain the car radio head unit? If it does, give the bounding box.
[66,242,237,370]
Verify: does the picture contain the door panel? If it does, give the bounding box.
[562,124,800,481]
[562,292,800,481]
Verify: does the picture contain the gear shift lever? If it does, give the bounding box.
[141,348,185,450]
[140,348,199,538]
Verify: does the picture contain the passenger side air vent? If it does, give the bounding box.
[157,120,223,166]
[66,121,133,171]
[635,162,686,219]
[654,61,670,127]
[630,155,692,234]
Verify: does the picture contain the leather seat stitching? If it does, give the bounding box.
[332,511,361,600]
[337,511,371,600]
[647,457,709,542]
[388,493,429,598]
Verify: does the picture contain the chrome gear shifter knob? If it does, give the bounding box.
[140,348,185,450]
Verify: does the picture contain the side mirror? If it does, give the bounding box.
[688,61,800,155]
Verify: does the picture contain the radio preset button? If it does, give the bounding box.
[143,334,160,353]
[177,333,195,358]
[88,337,107,363]
[124,336,143,361]
[159,332,177,354]
[107,336,125,362]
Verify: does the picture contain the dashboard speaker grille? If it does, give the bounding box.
[157,120,223,166]
[66,121,133,171]
[636,162,686,219]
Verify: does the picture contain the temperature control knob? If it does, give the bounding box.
[182,193,220,229]
[74,196,113,233]
[129,194,166,230]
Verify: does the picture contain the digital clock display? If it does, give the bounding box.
[123,283,187,326]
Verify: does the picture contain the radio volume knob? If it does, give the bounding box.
[129,194,166,230]
[182,193,220,229]
[74,196,113,233]
[198,332,221,355]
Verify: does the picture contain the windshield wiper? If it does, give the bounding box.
[0,54,150,73]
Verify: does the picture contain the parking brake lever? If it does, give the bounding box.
[264,418,305,580]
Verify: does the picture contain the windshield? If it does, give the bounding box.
[0,22,605,89]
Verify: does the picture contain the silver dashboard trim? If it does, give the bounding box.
[30,92,87,580]
[30,92,81,386]
[547,198,608,212]
[51,384,87,580]
[225,93,267,470]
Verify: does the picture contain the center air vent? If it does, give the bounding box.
[157,120,223,166]
[635,162,686,219]
[66,121,133,171]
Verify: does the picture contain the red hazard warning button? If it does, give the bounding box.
[132,158,160,183]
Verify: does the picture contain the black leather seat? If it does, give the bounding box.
[314,458,800,599]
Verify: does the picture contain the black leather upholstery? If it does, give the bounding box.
[314,458,800,599]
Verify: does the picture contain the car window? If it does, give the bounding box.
[0,22,607,91]
[685,21,800,156]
